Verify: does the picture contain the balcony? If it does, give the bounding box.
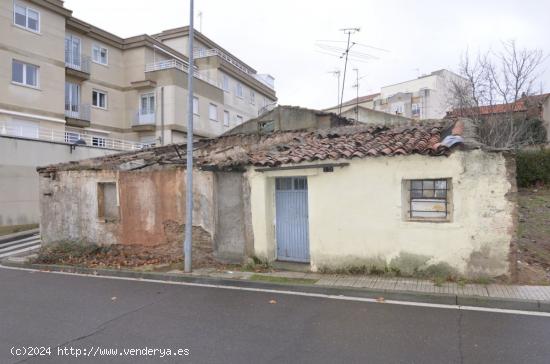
[65,104,91,127]
[132,112,156,131]
[144,59,221,89]
[65,54,91,80]
[194,48,275,91]
[0,122,148,152]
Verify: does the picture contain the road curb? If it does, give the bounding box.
[2,261,548,313]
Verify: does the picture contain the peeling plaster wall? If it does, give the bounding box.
[213,172,246,262]
[247,150,516,277]
[39,167,215,246]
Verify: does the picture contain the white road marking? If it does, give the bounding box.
[1,264,549,318]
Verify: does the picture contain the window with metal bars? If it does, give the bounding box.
[408,179,450,220]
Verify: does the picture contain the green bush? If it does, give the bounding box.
[517,149,550,187]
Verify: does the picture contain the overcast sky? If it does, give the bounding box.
[64,0,550,109]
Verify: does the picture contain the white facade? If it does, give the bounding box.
[373,70,466,119]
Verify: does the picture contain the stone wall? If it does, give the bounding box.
[39,167,215,247]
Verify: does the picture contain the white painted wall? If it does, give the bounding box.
[0,136,118,226]
[247,150,516,277]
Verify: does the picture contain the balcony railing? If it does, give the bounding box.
[65,53,91,74]
[145,59,221,89]
[194,48,275,91]
[65,104,91,121]
[133,112,156,125]
[194,48,253,75]
[0,123,149,151]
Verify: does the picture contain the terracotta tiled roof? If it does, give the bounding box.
[449,94,549,117]
[195,122,448,169]
[38,122,451,173]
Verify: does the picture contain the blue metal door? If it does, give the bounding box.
[275,177,310,262]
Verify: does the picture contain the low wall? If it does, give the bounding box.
[39,167,215,247]
[0,136,118,227]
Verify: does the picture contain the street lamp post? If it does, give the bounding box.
[184,0,194,273]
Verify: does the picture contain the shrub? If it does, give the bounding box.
[517,149,550,187]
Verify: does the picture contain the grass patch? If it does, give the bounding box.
[0,224,38,236]
[241,256,273,273]
[249,274,317,285]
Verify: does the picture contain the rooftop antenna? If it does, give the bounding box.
[352,68,368,120]
[198,11,203,32]
[338,28,359,115]
[315,30,389,115]
[327,69,341,107]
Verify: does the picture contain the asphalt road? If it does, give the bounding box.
[1,267,550,364]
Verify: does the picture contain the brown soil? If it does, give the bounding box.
[516,188,550,284]
[33,226,229,270]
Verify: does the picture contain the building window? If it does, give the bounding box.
[236,115,243,124]
[222,74,229,92]
[97,182,119,222]
[92,44,108,65]
[236,82,243,98]
[92,90,107,109]
[250,90,255,105]
[64,131,80,144]
[209,104,218,121]
[392,103,404,115]
[223,110,230,127]
[65,34,82,69]
[12,60,38,87]
[140,93,155,115]
[14,3,40,32]
[92,136,106,147]
[193,96,199,115]
[406,179,451,221]
[412,103,421,117]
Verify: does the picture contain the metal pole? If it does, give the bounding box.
[338,31,352,116]
[184,0,194,273]
[160,87,165,145]
[355,69,359,120]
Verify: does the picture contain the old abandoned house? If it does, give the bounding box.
[37,107,517,277]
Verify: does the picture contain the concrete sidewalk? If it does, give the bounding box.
[3,258,550,312]
[189,267,550,303]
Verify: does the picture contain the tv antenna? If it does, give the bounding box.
[327,69,341,107]
[316,29,389,115]
[352,68,368,120]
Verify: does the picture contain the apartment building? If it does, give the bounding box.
[325,70,466,121]
[0,0,277,150]
[372,69,466,120]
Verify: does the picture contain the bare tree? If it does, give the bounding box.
[449,41,547,148]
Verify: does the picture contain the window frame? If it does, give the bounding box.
[250,90,255,105]
[236,82,243,98]
[11,59,39,88]
[208,103,218,121]
[404,178,452,222]
[92,44,109,66]
[222,74,230,92]
[236,115,243,124]
[193,96,200,115]
[97,182,119,223]
[223,110,230,127]
[92,89,108,109]
[13,2,40,33]
[140,92,155,115]
[92,136,106,148]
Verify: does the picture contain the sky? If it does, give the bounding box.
[64,0,550,110]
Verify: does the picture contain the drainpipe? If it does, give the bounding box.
[161,87,165,145]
